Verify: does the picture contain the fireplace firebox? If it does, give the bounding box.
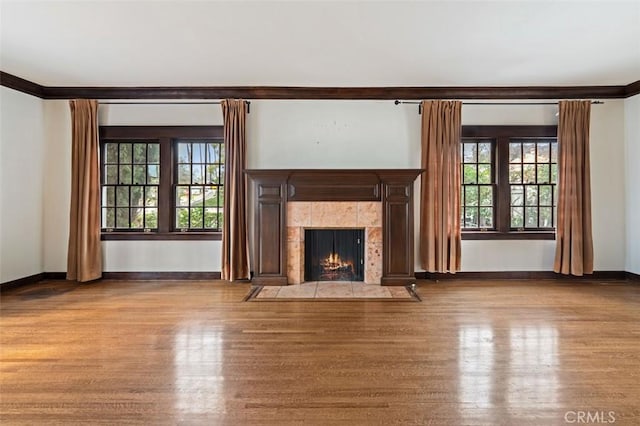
[304,229,364,282]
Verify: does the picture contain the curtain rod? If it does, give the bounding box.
[98,100,251,112]
[394,100,604,106]
[394,100,603,114]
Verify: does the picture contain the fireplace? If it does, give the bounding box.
[305,229,364,282]
[245,169,423,286]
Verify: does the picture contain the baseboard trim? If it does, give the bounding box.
[1,273,45,292]
[102,271,222,280]
[415,271,628,280]
[626,271,640,281]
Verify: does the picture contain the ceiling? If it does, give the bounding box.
[1,1,639,87]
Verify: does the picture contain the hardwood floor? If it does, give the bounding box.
[1,279,639,425]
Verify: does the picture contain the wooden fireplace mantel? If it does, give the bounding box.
[245,169,424,286]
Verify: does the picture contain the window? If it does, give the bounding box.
[175,140,224,231]
[460,126,557,240]
[100,126,223,240]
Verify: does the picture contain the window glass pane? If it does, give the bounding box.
[103,186,115,207]
[509,143,522,163]
[218,187,224,207]
[148,144,159,163]
[204,208,217,229]
[477,164,491,184]
[133,143,146,164]
[479,186,493,207]
[511,207,524,228]
[537,164,550,184]
[190,208,203,228]
[478,143,491,163]
[105,143,118,163]
[525,186,538,206]
[119,143,132,163]
[105,165,118,184]
[479,207,493,228]
[509,165,522,184]
[103,208,115,228]
[464,208,478,228]
[116,208,129,228]
[191,186,204,206]
[119,165,132,184]
[192,164,204,184]
[131,208,144,228]
[525,207,538,228]
[551,143,558,162]
[464,186,478,206]
[192,143,205,163]
[522,164,536,184]
[522,143,536,162]
[511,185,524,206]
[205,164,217,184]
[178,164,191,184]
[463,164,477,184]
[145,208,158,228]
[539,186,553,206]
[204,187,218,206]
[178,143,190,163]
[463,143,477,163]
[551,164,558,184]
[176,186,190,206]
[116,187,129,206]
[207,143,219,163]
[130,186,144,207]
[539,207,553,228]
[537,143,550,162]
[132,165,146,184]
[176,208,189,228]
[146,187,158,207]
[147,165,159,184]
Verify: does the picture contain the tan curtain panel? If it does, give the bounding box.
[67,99,102,282]
[221,99,250,281]
[554,100,594,276]
[420,100,462,273]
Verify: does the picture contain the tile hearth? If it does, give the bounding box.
[253,282,414,300]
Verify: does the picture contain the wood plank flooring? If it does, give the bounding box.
[1,279,639,425]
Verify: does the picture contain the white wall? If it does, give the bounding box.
[625,95,640,274]
[0,87,45,282]
[41,98,628,273]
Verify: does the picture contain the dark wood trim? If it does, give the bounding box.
[415,271,628,280]
[1,273,45,292]
[462,231,555,240]
[101,232,222,241]
[3,71,638,99]
[43,272,67,280]
[627,271,640,281]
[101,272,222,280]
[625,80,640,97]
[39,85,630,100]
[100,126,223,139]
[462,125,558,138]
[0,71,44,98]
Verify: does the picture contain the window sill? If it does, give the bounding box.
[462,231,555,240]
[101,232,222,241]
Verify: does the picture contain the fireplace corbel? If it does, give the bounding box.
[245,169,424,286]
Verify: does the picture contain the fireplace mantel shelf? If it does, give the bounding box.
[246,168,424,286]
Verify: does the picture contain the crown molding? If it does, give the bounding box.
[2,70,639,100]
[625,80,640,97]
[0,71,44,98]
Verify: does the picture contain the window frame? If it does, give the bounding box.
[461,125,558,241]
[99,126,224,241]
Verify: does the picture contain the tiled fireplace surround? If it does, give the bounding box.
[245,169,423,286]
[286,201,383,284]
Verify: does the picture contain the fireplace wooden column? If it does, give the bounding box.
[245,169,423,286]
